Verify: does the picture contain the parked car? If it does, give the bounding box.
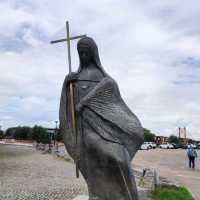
[159,143,174,149]
[148,142,157,149]
[172,143,184,149]
[181,144,188,149]
[144,142,157,149]
[140,142,157,150]
[140,143,150,150]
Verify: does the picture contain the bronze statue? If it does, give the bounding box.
[60,37,144,200]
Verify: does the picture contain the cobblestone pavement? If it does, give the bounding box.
[0,145,148,200]
[133,149,200,200]
[0,145,88,200]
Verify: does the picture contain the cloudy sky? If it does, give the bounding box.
[0,0,200,139]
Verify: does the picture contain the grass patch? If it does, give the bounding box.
[150,185,194,200]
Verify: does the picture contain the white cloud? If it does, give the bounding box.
[0,0,200,140]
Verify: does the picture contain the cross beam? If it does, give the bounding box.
[50,34,86,44]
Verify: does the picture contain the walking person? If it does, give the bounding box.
[187,144,198,169]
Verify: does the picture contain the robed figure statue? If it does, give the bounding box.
[60,37,144,200]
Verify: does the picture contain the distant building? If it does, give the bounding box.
[179,137,191,145]
[154,136,168,145]
[155,135,193,145]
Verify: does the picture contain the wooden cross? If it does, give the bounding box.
[51,21,86,178]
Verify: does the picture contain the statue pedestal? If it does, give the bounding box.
[73,195,88,200]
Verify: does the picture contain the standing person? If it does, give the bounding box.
[187,144,198,169]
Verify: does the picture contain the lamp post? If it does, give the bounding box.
[0,125,2,140]
[48,131,53,151]
[55,121,58,151]
[54,121,58,146]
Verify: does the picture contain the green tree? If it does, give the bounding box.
[0,130,4,139]
[169,135,180,144]
[143,128,155,142]
[5,126,33,140]
[5,125,57,144]
[32,125,49,144]
[56,128,62,142]
[5,127,16,138]
[6,126,32,140]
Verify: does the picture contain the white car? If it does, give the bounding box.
[141,142,157,150]
[159,143,174,149]
[146,142,157,149]
[140,143,150,150]
[142,142,157,149]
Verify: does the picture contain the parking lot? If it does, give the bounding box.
[0,144,199,200]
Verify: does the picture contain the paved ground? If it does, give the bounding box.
[1,144,199,200]
[0,144,147,200]
[133,149,200,200]
[0,145,87,200]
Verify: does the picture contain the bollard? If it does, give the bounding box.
[153,169,159,188]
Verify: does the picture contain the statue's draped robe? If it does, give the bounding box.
[60,76,143,200]
[59,36,144,200]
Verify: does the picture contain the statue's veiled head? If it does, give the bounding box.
[77,37,102,68]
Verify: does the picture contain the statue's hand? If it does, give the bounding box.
[67,72,78,83]
[75,103,83,114]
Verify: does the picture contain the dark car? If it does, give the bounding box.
[172,143,187,149]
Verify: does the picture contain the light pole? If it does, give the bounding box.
[0,125,2,140]
[54,121,58,146]
[55,121,58,151]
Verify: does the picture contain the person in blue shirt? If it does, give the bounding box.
[187,144,198,169]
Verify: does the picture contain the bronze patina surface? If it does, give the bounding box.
[60,37,144,200]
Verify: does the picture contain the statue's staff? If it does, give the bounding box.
[51,21,86,178]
